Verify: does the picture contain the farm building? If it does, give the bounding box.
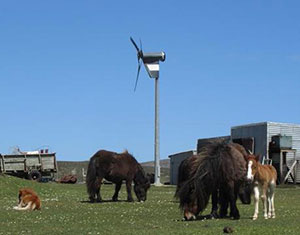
[168,150,196,185]
[168,121,300,185]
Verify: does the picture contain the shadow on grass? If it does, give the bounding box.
[174,214,216,222]
[80,199,131,203]
[175,214,253,222]
[277,184,299,189]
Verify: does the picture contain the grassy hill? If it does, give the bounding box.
[0,175,300,234]
[56,159,170,184]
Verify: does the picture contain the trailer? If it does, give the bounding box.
[0,151,57,181]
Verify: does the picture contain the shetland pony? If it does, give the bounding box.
[246,154,277,220]
[177,142,250,220]
[13,188,41,211]
[175,143,251,219]
[86,150,150,202]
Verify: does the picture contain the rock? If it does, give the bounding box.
[223,226,234,233]
[58,175,77,184]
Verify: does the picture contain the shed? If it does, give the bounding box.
[168,150,196,185]
[231,122,300,183]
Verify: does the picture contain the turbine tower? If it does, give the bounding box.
[130,37,166,186]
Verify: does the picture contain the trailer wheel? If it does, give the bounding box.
[28,170,42,181]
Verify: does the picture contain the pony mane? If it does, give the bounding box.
[134,163,149,185]
[117,150,148,185]
[122,149,129,154]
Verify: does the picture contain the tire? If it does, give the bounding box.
[28,170,42,182]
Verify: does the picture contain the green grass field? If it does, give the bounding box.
[0,175,299,235]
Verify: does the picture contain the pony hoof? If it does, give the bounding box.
[231,214,240,220]
[187,215,196,221]
[219,214,228,219]
[252,217,257,220]
[13,206,18,210]
[183,215,196,221]
[210,212,219,219]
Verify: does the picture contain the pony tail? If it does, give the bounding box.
[86,156,97,199]
[134,164,149,185]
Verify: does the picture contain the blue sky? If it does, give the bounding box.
[1,1,299,162]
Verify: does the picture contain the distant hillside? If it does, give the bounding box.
[56,159,170,184]
[141,159,170,168]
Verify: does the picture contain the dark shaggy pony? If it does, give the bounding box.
[175,143,251,219]
[176,142,250,220]
[86,150,150,202]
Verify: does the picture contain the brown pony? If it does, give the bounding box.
[86,150,150,202]
[176,142,250,220]
[175,143,251,219]
[246,154,277,220]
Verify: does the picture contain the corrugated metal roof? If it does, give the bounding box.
[168,150,196,158]
[231,121,300,130]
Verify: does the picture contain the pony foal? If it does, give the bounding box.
[246,155,277,220]
[13,188,41,211]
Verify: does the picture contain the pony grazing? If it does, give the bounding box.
[177,142,250,220]
[175,144,251,219]
[86,150,150,203]
[246,154,277,220]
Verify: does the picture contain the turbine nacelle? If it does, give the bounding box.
[130,37,166,90]
[142,52,166,63]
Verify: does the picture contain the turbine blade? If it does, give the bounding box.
[139,38,142,52]
[134,62,141,92]
[130,37,140,52]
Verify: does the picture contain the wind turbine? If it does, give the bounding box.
[130,37,166,186]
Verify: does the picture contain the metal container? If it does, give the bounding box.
[271,135,293,150]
